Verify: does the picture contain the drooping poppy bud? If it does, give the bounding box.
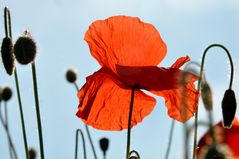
[201,81,213,111]
[66,68,77,83]
[221,89,237,128]
[1,37,15,75]
[28,148,37,159]
[2,86,12,101]
[99,137,109,156]
[14,30,37,65]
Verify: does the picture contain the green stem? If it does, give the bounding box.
[31,62,45,159]
[126,86,136,159]
[14,70,29,159]
[0,102,18,159]
[165,120,175,159]
[75,129,86,159]
[4,102,13,159]
[192,44,234,159]
[73,83,97,159]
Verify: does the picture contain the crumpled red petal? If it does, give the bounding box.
[84,15,167,73]
[76,67,156,130]
[150,56,199,122]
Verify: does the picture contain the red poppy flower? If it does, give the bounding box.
[197,118,239,159]
[76,15,199,130]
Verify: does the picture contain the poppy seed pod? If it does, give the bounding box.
[201,81,213,111]
[66,69,77,83]
[99,137,109,155]
[2,86,12,101]
[28,148,37,159]
[14,31,37,65]
[1,37,15,75]
[221,89,237,129]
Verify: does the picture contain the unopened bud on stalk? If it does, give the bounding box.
[14,30,37,65]
[221,89,237,128]
[201,81,213,111]
[2,86,12,101]
[99,137,109,156]
[1,37,15,75]
[66,69,77,83]
[28,148,37,159]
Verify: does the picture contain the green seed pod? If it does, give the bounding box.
[2,86,12,101]
[14,31,37,65]
[99,137,109,155]
[201,81,213,111]
[1,37,15,75]
[28,148,37,159]
[221,89,237,129]
[66,69,77,83]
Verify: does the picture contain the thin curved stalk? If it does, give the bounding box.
[4,7,29,159]
[31,62,45,159]
[192,44,234,159]
[0,102,18,159]
[130,150,140,158]
[126,86,136,159]
[75,129,86,159]
[73,83,97,159]
[165,120,175,159]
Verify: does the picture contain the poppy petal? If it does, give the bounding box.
[116,64,196,91]
[76,68,156,130]
[150,56,199,122]
[84,15,167,72]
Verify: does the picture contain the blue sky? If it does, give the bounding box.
[0,0,239,158]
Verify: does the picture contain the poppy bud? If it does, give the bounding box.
[1,37,15,75]
[14,31,37,65]
[66,68,77,83]
[204,146,226,159]
[221,89,237,128]
[2,86,12,101]
[201,81,213,111]
[99,137,109,155]
[28,148,37,159]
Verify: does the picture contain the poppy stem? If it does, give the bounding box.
[192,44,234,159]
[126,86,136,159]
[165,120,175,159]
[4,6,29,159]
[0,102,18,159]
[31,62,45,159]
[73,82,98,159]
[75,129,86,159]
[4,102,13,159]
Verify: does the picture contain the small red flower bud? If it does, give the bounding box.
[1,37,15,75]
[2,86,12,101]
[14,31,37,65]
[28,148,37,159]
[221,89,237,128]
[66,69,77,83]
[99,137,109,155]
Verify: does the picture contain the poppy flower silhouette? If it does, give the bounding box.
[197,118,239,159]
[76,15,199,130]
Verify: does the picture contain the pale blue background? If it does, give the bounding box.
[0,0,239,158]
